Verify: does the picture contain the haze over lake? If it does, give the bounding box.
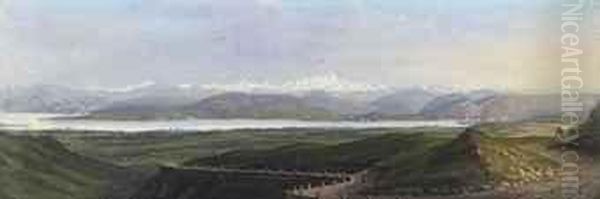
[0,113,465,133]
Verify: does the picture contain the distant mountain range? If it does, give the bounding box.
[2,84,599,122]
[0,85,109,113]
[422,91,600,122]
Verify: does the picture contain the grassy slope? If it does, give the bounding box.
[183,129,560,196]
[369,133,558,195]
[183,133,449,173]
[59,128,412,166]
[130,167,344,199]
[474,122,560,137]
[576,104,600,156]
[0,133,121,199]
[130,168,285,199]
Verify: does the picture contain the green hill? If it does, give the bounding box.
[185,130,560,197]
[183,133,447,173]
[369,130,558,195]
[0,133,127,199]
[575,103,600,155]
[129,167,346,199]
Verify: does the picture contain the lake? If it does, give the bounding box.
[0,113,466,132]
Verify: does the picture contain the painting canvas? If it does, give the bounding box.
[1,0,600,199]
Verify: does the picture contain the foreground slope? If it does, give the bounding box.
[185,129,560,197]
[129,167,350,199]
[0,133,126,199]
[369,130,558,196]
[576,103,600,155]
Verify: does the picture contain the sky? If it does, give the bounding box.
[1,0,598,92]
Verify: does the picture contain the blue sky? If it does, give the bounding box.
[1,0,582,92]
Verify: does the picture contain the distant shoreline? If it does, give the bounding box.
[0,113,466,133]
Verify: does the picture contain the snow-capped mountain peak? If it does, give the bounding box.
[90,81,157,93]
[200,74,389,93]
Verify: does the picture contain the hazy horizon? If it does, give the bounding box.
[1,0,599,93]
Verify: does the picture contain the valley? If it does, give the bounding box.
[1,97,599,199]
[1,117,596,199]
[4,0,598,198]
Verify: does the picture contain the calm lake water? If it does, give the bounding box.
[0,113,466,132]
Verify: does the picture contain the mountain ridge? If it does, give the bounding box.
[4,84,600,122]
